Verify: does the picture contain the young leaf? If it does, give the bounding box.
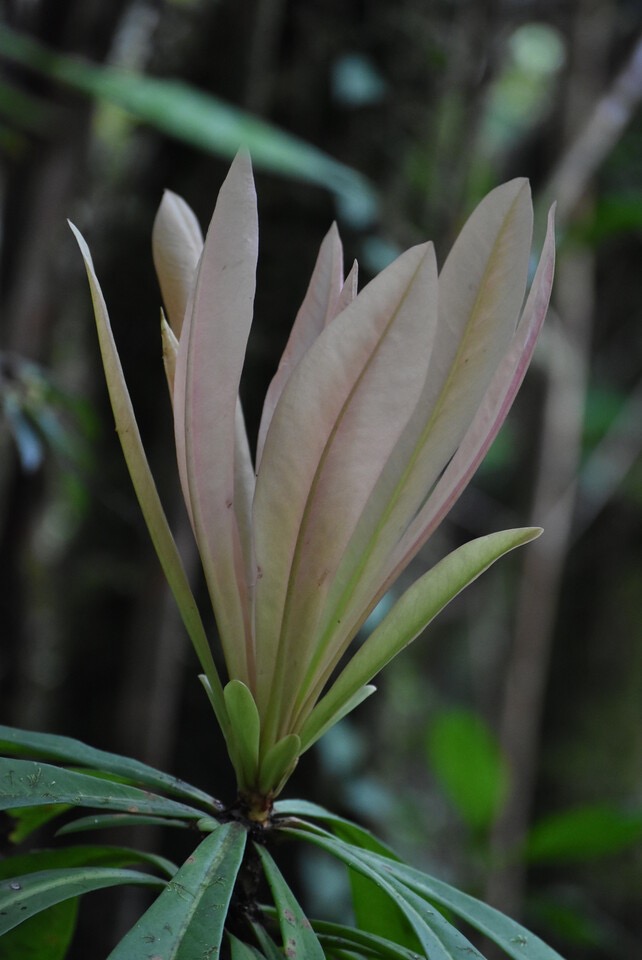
[68,223,229,735]
[224,680,261,791]
[256,845,326,959]
[174,151,258,692]
[299,528,541,751]
[257,735,301,798]
[0,867,163,936]
[108,822,246,959]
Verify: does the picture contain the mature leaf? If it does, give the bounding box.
[0,845,175,881]
[0,900,77,960]
[0,724,216,809]
[274,799,398,859]
[4,803,71,844]
[229,933,266,959]
[0,867,162,936]
[427,709,509,833]
[299,528,541,751]
[252,922,292,960]
[524,805,642,863]
[0,759,203,820]
[68,224,229,738]
[56,813,190,837]
[313,918,423,959]
[281,826,461,960]
[0,26,378,226]
[107,822,246,960]
[256,845,325,959]
[355,849,566,960]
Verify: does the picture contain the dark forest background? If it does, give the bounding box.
[0,1,641,957]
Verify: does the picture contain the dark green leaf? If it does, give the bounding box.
[256,845,325,959]
[281,827,460,960]
[0,758,205,820]
[252,922,289,960]
[0,899,77,959]
[107,822,246,959]
[56,812,190,837]
[426,709,508,832]
[229,933,267,959]
[524,805,642,863]
[274,799,398,859]
[5,804,71,844]
[0,845,175,881]
[354,848,566,960]
[0,867,162,935]
[0,725,216,808]
[313,917,427,959]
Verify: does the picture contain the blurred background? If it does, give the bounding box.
[0,0,641,957]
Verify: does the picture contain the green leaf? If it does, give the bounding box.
[252,923,289,960]
[67,223,230,741]
[0,759,204,820]
[56,813,190,837]
[258,735,301,797]
[229,933,266,959]
[4,804,71,844]
[0,724,215,809]
[0,845,176,881]
[300,528,541,752]
[524,804,642,863]
[0,867,162,935]
[280,827,463,960]
[0,26,378,227]
[256,845,325,959]
[274,798,398,859]
[0,899,77,960]
[297,684,376,753]
[354,848,566,960]
[426,708,509,832]
[224,680,261,791]
[107,822,246,959]
[312,918,424,959]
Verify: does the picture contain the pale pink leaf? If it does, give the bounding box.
[300,180,536,698]
[152,190,203,337]
[256,223,344,465]
[383,204,557,588]
[69,222,228,734]
[253,242,438,739]
[174,150,258,688]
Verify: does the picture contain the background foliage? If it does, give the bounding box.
[0,1,641,957]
